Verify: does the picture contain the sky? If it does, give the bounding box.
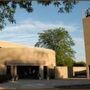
[0,1,90,62]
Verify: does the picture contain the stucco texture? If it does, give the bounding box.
[0,41,56,68]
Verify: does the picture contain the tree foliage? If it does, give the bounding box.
[73,61,86,66]
[35,28,75,67]
[0,0,78,30]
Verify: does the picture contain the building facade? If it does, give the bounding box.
[83,10,90,78]
[0,41,56,80]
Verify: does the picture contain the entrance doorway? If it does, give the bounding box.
[17,66,39,79]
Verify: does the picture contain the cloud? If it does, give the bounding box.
[1,19,78,44]
[4,19,78,33]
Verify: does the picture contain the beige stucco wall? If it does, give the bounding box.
[55,66,68,79]
[73,67,86,72]
[83,17,90,65]
[0,41,56,69]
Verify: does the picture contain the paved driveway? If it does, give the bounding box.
[0,79,90,89]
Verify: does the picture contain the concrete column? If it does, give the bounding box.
[87,65,90,78]
[11,65,14,81]
[11,65,18,81]
[39,66,43,79]
[14,65,18,80]
[14,66,17,76]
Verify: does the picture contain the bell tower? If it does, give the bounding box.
[83,8,90,78]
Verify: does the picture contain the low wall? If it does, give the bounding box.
[73,67,86,72]
[55,66,68,79]
[73,67,86,76]
[55,66,87,79]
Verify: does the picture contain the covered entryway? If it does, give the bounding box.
[6,65,40,80]
[6,65,50,80]
[17,66,39,79]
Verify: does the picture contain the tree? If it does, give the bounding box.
[0,0,78,30]
[35,27,75,67]
[73,61,86,66]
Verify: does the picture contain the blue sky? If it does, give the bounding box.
[0,1,90,62]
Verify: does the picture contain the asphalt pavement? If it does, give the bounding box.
[0,79,90,89]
